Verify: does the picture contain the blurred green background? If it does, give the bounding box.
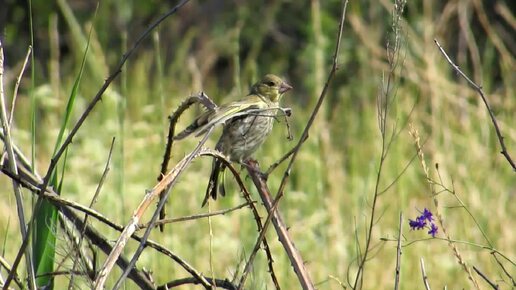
[1,0,515,289]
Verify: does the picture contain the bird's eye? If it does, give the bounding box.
[266,81,275,86]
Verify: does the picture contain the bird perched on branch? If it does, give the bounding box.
[175,74,292,206]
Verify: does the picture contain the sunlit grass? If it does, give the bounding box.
[1,0,514,289]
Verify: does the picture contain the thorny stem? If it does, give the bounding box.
[111,127,213,289]
[3,1,191,288]
[239,1,349,289]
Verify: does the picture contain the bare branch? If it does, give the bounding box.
[0,255,24,289]
[434,39,515,171]
[158,91,216,231]
[420,258,431,290]
[97,128,214,290]
[240,162,311,289]
[1,130,205,290]
[276,0,348,194]
[158,277,237,290]
[68,137,116,289]
[3,1,193,286]
[394,212,403,290]
[239,2,349,289]
[141,202,253,229]
[0,39,37,290]
[472,266,499,290]
[9,46,32,127]
[199,149,280,288]
[491,252,515,286]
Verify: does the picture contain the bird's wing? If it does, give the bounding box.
[173,109,213,140]
[193,96,268,137]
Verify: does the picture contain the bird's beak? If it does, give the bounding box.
[279,81,293,94]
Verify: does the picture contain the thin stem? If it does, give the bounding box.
[394,212,403,290]
[434,39,515,171]
[4,1,192,286]
[0,40,36,290]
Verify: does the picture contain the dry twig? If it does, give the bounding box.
[96,129,213,290]
[157,92,216,231]
[472,266,499,290]
[3,1,192,287]
[143,202,253,229]
[68,137,116,289]
[420,258,432,290]
[434,39,515,171]
[237,2,349,289]
[394,212,403,290]
[0,40,37,290]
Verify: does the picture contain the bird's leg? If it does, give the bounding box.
[244,158,268,181]
[244,158,259,167]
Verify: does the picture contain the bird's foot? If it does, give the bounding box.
[244,159,268,181]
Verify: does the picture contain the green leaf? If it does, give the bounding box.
[31,6,97,289]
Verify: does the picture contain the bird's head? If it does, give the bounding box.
[251,74,292,102]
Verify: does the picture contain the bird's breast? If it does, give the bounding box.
[218,108,276,162]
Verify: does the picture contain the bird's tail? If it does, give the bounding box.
[202,160,226,207]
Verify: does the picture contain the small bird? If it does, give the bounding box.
[175,74,292,206]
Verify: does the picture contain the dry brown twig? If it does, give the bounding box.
[9,46,32,127]
[157,91,216,232]
[59,207,155,290]
[200,151,281,289]
[2,1,193,287]
[0,40,37,290]
[239,1,349,289]
[394,212,403,290]
[491,252,515,287]
[1,151,155,289]
[420,258,432,290]
[157,89,281,288]
[434,39,515,172]
[0,101,214,290]
[113,143,281,289]
[68,137,116,289]
[143,201,253,229]
[472,266,499,290]
[240,163,307,290]
[94,130,214,290]
[0,256,24,289]
[158,277,237,290]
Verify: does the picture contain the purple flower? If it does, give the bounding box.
[408,208,438,237]
[428,223,438,237]
[421,208,433,222]
[409,217,426,230]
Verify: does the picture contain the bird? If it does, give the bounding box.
[175,74,292,206]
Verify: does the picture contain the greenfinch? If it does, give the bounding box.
[175,74,292,206]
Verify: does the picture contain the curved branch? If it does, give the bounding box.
[158,277,237,290]
[4,1,193,286]
[434,39,515,171]
[158,92,216,231]
[198,149,280,288]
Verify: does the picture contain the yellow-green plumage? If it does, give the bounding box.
[175,74,292,206]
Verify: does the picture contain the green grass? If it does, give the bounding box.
[0,0,514,289]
